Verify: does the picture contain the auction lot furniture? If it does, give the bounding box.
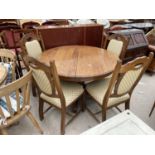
[110,29,149,63]
[0,49,16,84]
[0,64,7,85]
[39,45,118,82]
[146,29,155,73]
[0,71,43,135]
[85,53,153,122]
[82,110,155,135]
[36,24,103,49]
[102,33,128,60]
[28,57,84,135]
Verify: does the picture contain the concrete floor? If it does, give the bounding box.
[7,72,155,135]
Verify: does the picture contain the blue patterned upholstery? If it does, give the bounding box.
[0,92,23,118]
[0,62,13,84]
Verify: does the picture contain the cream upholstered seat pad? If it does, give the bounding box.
[107,39,123,57]
[40,81,84,108]
[86,78,130,107]
[25,40,42,59]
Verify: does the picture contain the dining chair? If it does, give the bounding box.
[0,71,43,135]
[102,33,129,60]
[0,31,8,48]
[20,33,45,97]
[20,33,45,59]
[0,23,22,78]
[0,49,16,84]
[11,29,37,71]
[22,21,40,29]
[28,56,84,134]
[85,52,153,122]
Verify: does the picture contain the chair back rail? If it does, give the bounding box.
[0,71,31,126]
[103,52,154,107]
[27,56,66,107]
[102,33,129,60]
[0,49,16,81]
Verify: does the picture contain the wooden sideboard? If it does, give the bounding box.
[36,24,103,49]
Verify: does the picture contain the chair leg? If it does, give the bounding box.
[39,97,44,121]
[26,112,43,134]
[149,101,155,117]
[125,100,130,110]
[61,108,66,135]
[1,128,8,135]
[102,107,106,122]
[32,82,37,97]
[80,93,85,112]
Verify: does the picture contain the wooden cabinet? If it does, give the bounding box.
[36,24,103,49]
[110,29,149,63]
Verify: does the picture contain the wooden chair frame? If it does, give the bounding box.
[0,71,43,135]
[0,49,16,82]
[22,21,40,29]
[102,33,129,60]
[20,32,45,55]
[27,56,83,134]
[86,52,154,122]
[19,32,45,97]
[0,31,8,48]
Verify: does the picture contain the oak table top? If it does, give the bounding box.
[0,64,7,85]
[39,45,118,82]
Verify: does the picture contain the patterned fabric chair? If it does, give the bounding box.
[0,49,16,84]
[20,33,45,59]
[0,71,43,135]
[102,33,128,60]
[28,56,84,134]
[20,33,45,97]
[85,53,153,122]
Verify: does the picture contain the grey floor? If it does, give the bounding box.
[7,72,155,135]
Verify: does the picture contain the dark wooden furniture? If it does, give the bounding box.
[110,29,149,62]
[39,45,118,82]
[146,29,155,73]
[42,19,69,26]
[0,23,23,78]
[147,45,155,72]
[22,21,40,29]
[36,24,103,49]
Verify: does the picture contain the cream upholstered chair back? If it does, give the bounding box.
[106,52,154,100]
[28,56,65,102]
[0,49,16,82]
[25,40,42,58]
[0,71,31,127]
[103,33,128,60]
[107,39,123,57]
[20,33,45,59]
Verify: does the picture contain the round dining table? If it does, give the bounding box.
[39,45,118,82]
[0,64,7,85]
